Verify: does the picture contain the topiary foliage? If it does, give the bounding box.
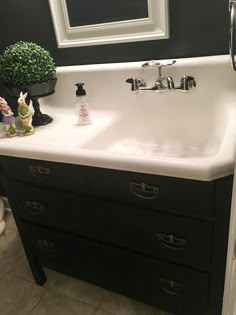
[0,41,56,86]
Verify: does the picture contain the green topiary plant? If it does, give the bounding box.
[0,41,57,126]
[0,41,56,86]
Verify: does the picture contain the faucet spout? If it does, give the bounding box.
[155,76,175,91]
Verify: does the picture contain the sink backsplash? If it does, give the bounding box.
[42,55,236,116]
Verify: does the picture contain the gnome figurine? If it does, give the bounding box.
[0,97,18,137]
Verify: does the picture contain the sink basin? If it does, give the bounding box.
[81,109,228,158]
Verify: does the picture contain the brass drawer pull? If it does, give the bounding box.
[38,239,56,251]
[28,165,51,178]
[160,278,184,296]
[130,182,159,199]
[25,201,46,215]
[157,233,187,251]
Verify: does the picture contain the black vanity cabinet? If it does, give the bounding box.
[0,155,233,315]
[0,158,7,196]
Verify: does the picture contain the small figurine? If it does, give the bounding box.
[0,97,18,137]
[17,91,34,136]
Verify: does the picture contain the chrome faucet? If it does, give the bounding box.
[126,60,196,93]
[143,60,176,92]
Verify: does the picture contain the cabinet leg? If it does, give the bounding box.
[25,251,47,285]
[6,201,47,285]
[19,235,47,285]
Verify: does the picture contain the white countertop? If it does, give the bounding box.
[1,55,236,181]
[0,107,235,181]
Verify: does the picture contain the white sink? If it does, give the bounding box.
[0,55,236,180]
[81,106,229,159]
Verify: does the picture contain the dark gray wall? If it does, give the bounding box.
[0,0,229,66]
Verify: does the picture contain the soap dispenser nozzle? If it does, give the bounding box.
[75,82,86,96]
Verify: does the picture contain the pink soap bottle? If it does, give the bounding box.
[75,83,92,125]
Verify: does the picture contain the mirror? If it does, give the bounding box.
[66,0,149,27]
[48,0,169,48]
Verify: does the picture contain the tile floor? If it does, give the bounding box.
[0,211,172,315]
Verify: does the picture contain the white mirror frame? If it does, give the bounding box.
[48,0,169,48]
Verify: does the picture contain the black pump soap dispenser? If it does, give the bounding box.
[75,83,92,125]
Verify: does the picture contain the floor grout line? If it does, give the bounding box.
[93,306,100,315]
[0,271,10,280]
[28,293,45,314]
[96,291,107,309]
[6,266,109,311]
[44,286,104,310]
[6,271,34,283]
[3,272,40,286]
[94,308,116,315]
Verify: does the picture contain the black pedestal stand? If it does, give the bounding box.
[31,96,53,126]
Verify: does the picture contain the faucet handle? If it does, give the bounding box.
[142,60,176,69]
[126,77,146,91]
[176,75,196,92]
[142,60,176,77]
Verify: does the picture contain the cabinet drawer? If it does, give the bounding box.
[2,156,87,193]
[10,182,213,270]
[88,167,214,217]
[22,223,209,315]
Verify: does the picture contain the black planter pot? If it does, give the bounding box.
[4,78,57,126]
